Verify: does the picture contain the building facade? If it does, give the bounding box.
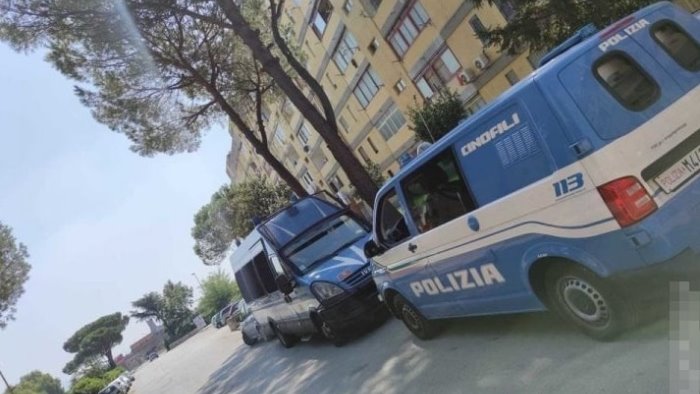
[226,0,538,194]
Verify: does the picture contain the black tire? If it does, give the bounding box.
[319,319,346,347]
[393,294,439,340]
[545,264,634,340]
[242,330,256,346]
[271,320,298,348]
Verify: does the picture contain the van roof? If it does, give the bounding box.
[378,1,673,198]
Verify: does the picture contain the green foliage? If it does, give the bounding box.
[0,0,290,156]
[68,368,123,394]
[409,91,467,143]
[197,270,241,319]
[365,161,385,187]
[68,377,105,394]
[8,370,64,394]
[192,179,291,265]
[473,0,655,54]
[63,313,129,374]
[131,281,195,341]
[0,221,31,328]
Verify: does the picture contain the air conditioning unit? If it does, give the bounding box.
[459,69,477,85]
[474,53,491,71]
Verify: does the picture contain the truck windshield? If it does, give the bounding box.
[281,214,366,273]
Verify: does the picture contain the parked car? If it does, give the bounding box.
[113,376,131,392]
[119,372,134,383]
[213,302,238,328]
[230,193,385,348]
[146,351,158,361]
[365,2,700,341]
[97,384,124,394]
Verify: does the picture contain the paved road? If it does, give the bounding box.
[130,308,671,394]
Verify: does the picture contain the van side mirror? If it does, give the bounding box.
[275,274,294,295]
[364,239,385,259]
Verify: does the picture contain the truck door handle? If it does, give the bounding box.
[408,243,417,253]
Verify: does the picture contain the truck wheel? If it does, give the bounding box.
[319,320,346,347]
[393,294,439,340]
[242,331,256,346]
[545,264,634,340]
[271,320,298,348]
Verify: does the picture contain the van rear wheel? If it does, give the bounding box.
[271,321,298,348]
[242,331,256,346]
[393,294,439,340]
[545,264,633,340]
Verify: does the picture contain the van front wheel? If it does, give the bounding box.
[393,294,439,340]
[545,264,633,340]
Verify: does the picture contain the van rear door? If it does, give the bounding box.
[559,28,684,141]
[560,17,700,205]
[630,6,700,91]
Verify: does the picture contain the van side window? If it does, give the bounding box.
[652,21,700,72]
[593,52,660,111]
[401,150,476,233]
[377,190,410,246]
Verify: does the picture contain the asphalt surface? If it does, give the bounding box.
[130,306,672,394]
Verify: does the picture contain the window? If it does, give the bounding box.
[333,29,359,72]
[414,48,461,98]
[343,0,353,13]
[367,136,379,153]
[327,172,345,192]
[652,21,700,72]
[377,190,410,246]
[358,146,370,163]
[353,67,382,108]
[469,15,488,44]
[378,107,406,140]
[338,116,350,133]
[505,70,520,86]
[297,124,311,145]
[594,53,660,111]
[495,0,516,21]
[401,150,475,233]
[388,1,430,57]
[301,169,315,190]
[272,126,286,149]
[312,0,333,37]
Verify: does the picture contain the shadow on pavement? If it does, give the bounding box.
[196,305,668,394]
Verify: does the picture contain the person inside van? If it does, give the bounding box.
[406,160,471,232]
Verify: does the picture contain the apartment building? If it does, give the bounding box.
[227,0,537,195]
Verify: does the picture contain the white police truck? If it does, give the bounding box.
[364,2,700,340]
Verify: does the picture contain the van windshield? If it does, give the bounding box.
[260,196,342,247]
[281,214,367,273]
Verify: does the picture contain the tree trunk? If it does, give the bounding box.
[105,349,116,369]
[203,83,309,197]
[215,0,379,205]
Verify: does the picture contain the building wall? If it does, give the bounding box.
[226,0,535,196]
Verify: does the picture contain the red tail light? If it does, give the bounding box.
[597,176,657,227]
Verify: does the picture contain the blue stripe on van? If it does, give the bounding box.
[388,217,615,271]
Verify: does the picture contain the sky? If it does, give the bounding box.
[0,43,232,386]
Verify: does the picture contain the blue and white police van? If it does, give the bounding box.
[230,193,384,347]
[364,2,700,340]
